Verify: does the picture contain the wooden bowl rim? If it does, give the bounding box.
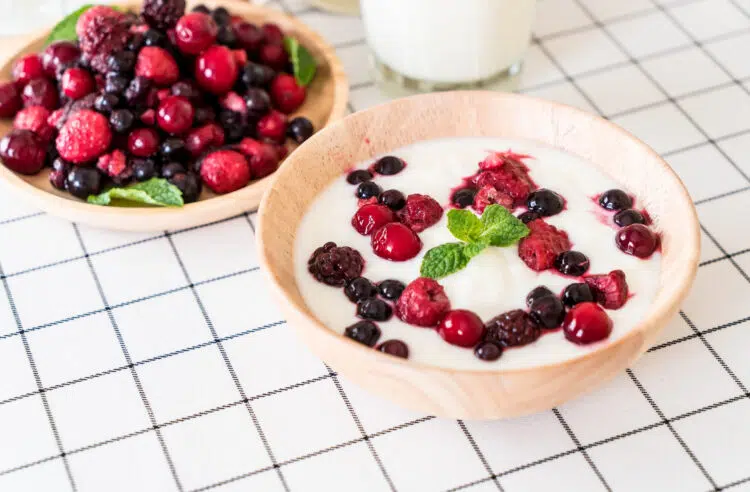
[258,90,701,376]
[0,0,349,229]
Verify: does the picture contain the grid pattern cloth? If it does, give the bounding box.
[2,0,750,490]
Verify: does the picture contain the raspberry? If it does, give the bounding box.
[352,204,396,235]
[270,74,306,114]
[473,185,513,213]
[199,149,251,194]
[484,309,540,347]
[397,193,444,232]
[55,109,112,164]
[584,270,629,310]
[235,138,279,178]
[141,0,186,30]
[76,6,130,73]
[518,219,571,271]
[396,277,451,327]
[307,242,365,287]
[136,47,180,87]
[472,152,535,208]
[14,106,53,141]
[477,150,532,171]
[96,149,128,179]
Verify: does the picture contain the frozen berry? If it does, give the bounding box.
[259,43,288,71]
[216,25,236,46]
[614,209,646,227]
[256,110,287,143]
[371,223,422,261]
[473,185,513,213]
[211,6,230,25]
[195,45,238,95]
[562,283,595,308]
[76,6,130,73]
[174,12,218,55]
[56,110,111,164]
[136,47,180,87]
[22,78,58,110]
[529,295,565,329]
[599,189,632,211]
[107,51,136,74]
[169,172,202,203]
[526,285,554,307]
[0,82,21,117]
[563,302,612,345]
[141,0,186,30]
[398,193,443,233]
[356,181,381,200]
[585,269,629,310]
[104,73,129,95]
[219,91,247,115]
[160,137,188,163]
[474,342,502,361]
[0,129,46,174]
[484,310,540,348]
[308,242,364,286]
[161,162,185,179]
[61,68,94,100]
[186,123,225,156]
[200,149,250,193]
[344,277,377,303]
[67,166,102,198]
[132,158,157,181]
[518,211,540,224]
[555,251,590,277]
[352,203,396,235]
[42,41,81,78]
[347,170,372,185]
[13,106,53,141]
[357,298,393,321]
[261,23,284,44]
[526,189,564,217]
[192,4,209,13]
[244,88,271,118]
[234,22,264,52]
[110,109,135,134]
[12,54,44,87]
[157,96,194,134]
[451,188,476,208]
[94,93,118,114]
[438,310,484,348]
[379,189,406,211]
[373,155,405,175]
[270,74,306,114]
[378,340,408,359]
[170,80,200,102]
[128,128,159,157]
[344,320,380,347]
[96,149,129,180]
[240,62,275,90]
[235,138,279,178]
[518,219,571,271]
[378,279,405,300]
[287,117,314,144]
[396,277,450,327]
[616,224,658,258]
[49,158,69,189]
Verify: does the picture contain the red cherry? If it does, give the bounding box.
[437,310,485,348]
[12,55,44,87]
[259,44,289,71]
[234,22,264,52]
[41,41,81,77]
[0,129,46,175]
[22,78,58,110]
[185,123,225,156]
[175,13,218,55]
[270,74,306,114]
[0,82,21,118]
[127,128,160,157]
[563,302,613,345]
[236,138,279,179]
[261,23,284,44]
[195,45,238,95]
[61,68,94,100]
[352,204,396,236]
[371,222,422,261]
[615,224,658,258]
[256,110,287,143]
[157,96,195,135]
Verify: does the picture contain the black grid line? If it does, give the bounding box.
[552,408,612,491]
[456,420,504,492]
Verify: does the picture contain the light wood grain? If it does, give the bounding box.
[0,0,348,231]
[257,91,701,420]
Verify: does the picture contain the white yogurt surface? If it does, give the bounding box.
[294,137,662,370]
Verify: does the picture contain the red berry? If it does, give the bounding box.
[76,6,129,74]
[261,23,284,44]
[616,224,658,258]
[397,193,444,233]
[157,88,171,102]
[174,12,218,55]
[0,129,46,174]
[157,96,195,135]
[256,110,287,143]
[437,310,485,348]
[127,128,160,157]
[270,74,306,114]
[141,0,185,30]
[186,123,225,156]
[56,110,112,164]
[518,219,571,271]
[219,91,247,114]
[585,270,629,310]
[140,108,156,126]
[136,47,180,87]
[396,277,451,327]
[235,137,279,179]
[234,22,264,52]
[484,309,540,347]
[352,204,396,236]
[96,149,128,178]
[473,185,514,213]
[371,222,422,261]
[0,82,22,118]
[200,149,251,194]
[195,45,238,95]
[13,106,53,141]
[22,78,58,110]
[259,43,289,71]
[41,41,81,77]
[12,55,44,87]
[233,49,248,67]
[563,302,613,345]
[61,68,95,100]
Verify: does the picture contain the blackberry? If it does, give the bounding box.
[484,309,540,347]
[141,0,186,30]
[344,277,377,303]
[308,242,364,286]
[357,298,392,321]
[377,279,405,300]
[132,158,157,181]
[169,172,202,203]
[378,340,409,358]
[346,169,372,185]
[109,109,134,134]
[344,321,381,347]
[107,52,136,74]
[379,189,406,211]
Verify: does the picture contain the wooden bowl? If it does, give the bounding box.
[0,0,348,231]
[257,91,700,420]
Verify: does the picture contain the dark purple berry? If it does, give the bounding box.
[529,296,565,329]
[240,62,275,89]
[379,189,406,210]
[107,52,136,74]
[125,76,151,104]
[356,181,381,199]
[554,251,590,277]
[614,209,646,227]
[308,242,364,286]
[526,285,554,307]
[474,341,502,361]
[160,138,188,163]
[244,88,271,119]
[562,283,595,308]
[344,277,377,303]
[169,172,202,203]
[373,155,404,175]
[192,4,210,13]
[218,110,247,143]
[171,81,201,102]
[132,158,156,181]
[484,309,540,347]
[378,279,405,300]
[357,298,392,321]
[344,320,381,347]
[142,29,166,47]
[518,211,540,224]
[193,106,215,126]
[216,25,236,46]
[105,72,129,95]
[110,109,135,134]
[66,167,101,198]
[378,340,409,358]
[49,158,69,190]
[211,7,230,25]
[94,93,119,114]
[526,189,564,217]
[452,188,476,208]
[599,189,632,211]
[161,162,186,179]
[347,169,372,185]
[287,117,314,144]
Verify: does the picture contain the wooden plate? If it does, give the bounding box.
[257,91,701,420]
[0,0,348,231]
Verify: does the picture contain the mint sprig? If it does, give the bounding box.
[283,36,317,86]
[420,205,529,279]
[46,4,93,46]
[87,178,184,207]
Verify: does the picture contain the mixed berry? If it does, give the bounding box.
[0,0,318,205]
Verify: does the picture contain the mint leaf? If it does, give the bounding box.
[420,242,486,279]
[87,178,184,207]
[477,204,530,247]
[46,4,92,45]
[447,209,483,243]
[283,36,317,86]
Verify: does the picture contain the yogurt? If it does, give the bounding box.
[294,137,661,370]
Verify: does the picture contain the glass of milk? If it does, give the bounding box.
[360,0,537,91]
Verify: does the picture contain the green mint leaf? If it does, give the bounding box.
[283,36,317,86]
[46,4,93,45]
[477,204,529,247]
[446,209,483,243]
[87,178,184,207]
[420,242,486,279]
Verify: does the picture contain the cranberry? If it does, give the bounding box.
[256,110,287,143]
[529,295,565,329]
[262,23,284,44]
[234,22,264,52]
[352,204,396,235]
[270,74,306,114]
[554,251,590,276]
[61,68,94,100]
[41,41,81,78]
[195,45,238,95]
[128,128,160,157]
[344,277,377,303]
[287,116,314,144]
[437,310,484,348]
[451,188,477,208]
[474,342,502,361]
[186,123,224,156]
[356,181,381,199]
[0,129,46,174]
[157,96,195,135]
[175,12,218,55]
[371,223,422,261]
[22,79,58,110]
[599,189,632,211]
[344,320,381,347]
[259,44,289,71]
[12,55,44,87]
[357,298,393,321]
[518,211,540,224]
[562,283,595,308]
[347,170,372,185]
[614,209,646,227]
[526,285,554,307]
[0,82,21,117]
[563,302,613,345]
[377,279,405,300]
[616,224,658,258]
[378,340,409,359]
[526,189,564,217]
[373,156,405,175]
[379,189,406,210]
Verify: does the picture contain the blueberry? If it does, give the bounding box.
[160,138,188,163]
[451,188,477,208]
[218,110,247,143]
[192,4,210,13]
[356,181,381,199]
[378,279,405,300]
[49,158,69,190]
[128,33,144,52]
[240,62,276,89]
[599,189,632,211]
[216,25,236,47]
[287,117,314,144]
[344,277,377,303]
[344,320,381,347]
[526,189,564,217]
[530,296,565,329]
[379,189,406,210]
[161,162,186,179]
[614,209,646,227]
[109,109,134,134]
[143,29,165,47]
[107,52,135,74]
[373,155,405,175]
[554,251,590,277]
[346,170,372,185]
[244,88,271,119]
[193,106,215,126]
[562,283,595,308]
[356,298,392,321]
[526,285,554,307]
[94,93,119,114]
[212,7,230,25]
[66,167,101,198]
[169,172,202,203]
[378,340,409,358]
[125,76,151,104]
[474,341,502,361]
[518,211,540,224]
[171,81,201,102]
[104,72,129,95]
[132,158,156,181]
